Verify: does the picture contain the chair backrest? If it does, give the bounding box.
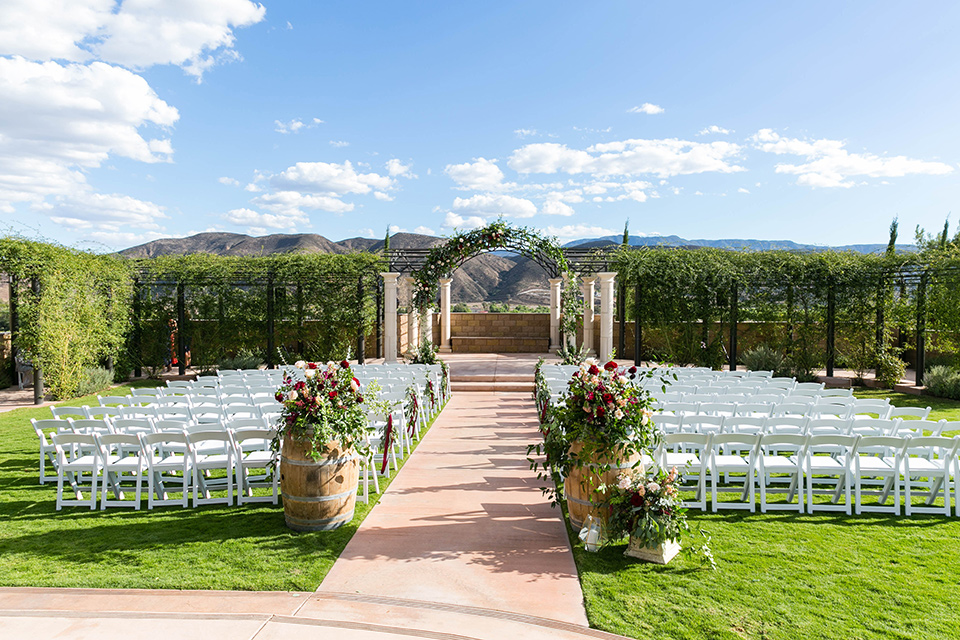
[889,406,932,421]
[804,417,849,436]
[733,403,773,417]
[857,435,907,457]
[119,406,160,419]
[85,406,121,419]
[710,432,760,455]
[894,419,942,438]
[31,418,62,442]
[809,401,852,420]
[98,395,131,407]
[52,432,100,457]
[806,433,858,457]
[66,418,113,434]
[227,417,268,431]
[653,414,683,434]
[751,394,786,405]
[818,388,853,398]
[848,418,900,437]
[50,406,88,419]
[794,382,825,392]
[759,433,808,451]
[724,416,766,434]
[112,418,154,434]
[697,402,736,416]
[156,406,193,420]
[682,414,725,433]
[771,403,813,418]
[850,398,893,418]
[900,436,959,464]
[130,387,165,397]
[232,427,278,446]
[98,432,142,453]
[764,416,808,434]
[153,419,191,432]
[166,380,193,389]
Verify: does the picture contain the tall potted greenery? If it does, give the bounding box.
[273,360,372,531]
[530,360,659,530]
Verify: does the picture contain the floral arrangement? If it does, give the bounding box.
[605,466,716,568]
[528,359,658,506]
[272,359,372,460]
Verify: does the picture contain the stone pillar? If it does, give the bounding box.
[548,277,562,352]
[403,276,419,356]
[381,272,400,363]
[422,308,434,345]
[581,276,596,355]
[597,272,616,362]
[439,278,453,352]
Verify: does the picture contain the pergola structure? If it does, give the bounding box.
[379,244,622,363]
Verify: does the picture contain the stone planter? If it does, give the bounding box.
[624,537,681,564]
[280,437,359,532]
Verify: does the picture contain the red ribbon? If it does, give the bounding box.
[380,414,393,474]
[407,395,419,437]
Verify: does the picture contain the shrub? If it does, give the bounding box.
[74,367,114,398]
[451,303,470,312]
[924,365,960,400]
[217,348,263,371]
[874,349,907,388]
[741,344,787,375]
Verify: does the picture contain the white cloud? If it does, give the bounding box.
[244,182,261,192]
[627,103,664,115]
[508,139,744,178]
[451,193,537,219]
[222,206,307,231]
[444,157,506,191]
[698,125,731,136]
[443,212,486,230]
[752,128,955,188]
[738,187,750,194]
[219,176,240,186]
[514,128,538,138]
[541,199,575,216]
[544,224,619,239]
[271,160,394,195]
[413,225,435,235]
[373,191,393,201]
[253,190,353,215]
[275,119,304,134]
[329,140,349,148]
[386,158,415,178]
[0,0,266,80]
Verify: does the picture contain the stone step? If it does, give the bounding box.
[450,374,534,383]
[451,381,535,393]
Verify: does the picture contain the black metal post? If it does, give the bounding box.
[31,278,43,403]
[176,282,186,376]
[132,278,142,378]
[729,282,739,372]
[617,281,626,357]
[826,279,836,377]
[9,275,18,384]
[375,276,382,359]
[633,281,642,366]
[266,272,275,369]
[875,277,885,355]
[356,276,365,364]
[916,272,927,386]
[296,283,304,356]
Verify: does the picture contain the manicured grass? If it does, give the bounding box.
[854,388,960,429]
[0,382,438,591]
[574,396,960,640]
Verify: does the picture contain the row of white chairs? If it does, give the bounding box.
[654,432,960,516]
[51,402,280,424]
[651,414,954,438]
[48,427,278,511]
[653,399,922,421]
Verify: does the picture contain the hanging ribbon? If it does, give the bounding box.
[380,413,393,474]
[407,394,419,437]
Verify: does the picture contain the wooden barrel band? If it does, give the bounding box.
[281,488,356,503]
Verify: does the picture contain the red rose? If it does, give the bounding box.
[587,391,595,401]
[307,362,318,369]
[356,395,364,403]
[329,391,338,399]
[604,361,617,371]
[630,492,644,507]
[340,360,350,369]
[602,392,613,404]
[596,406,605,417]
[628,366,637,374]
[588,364,600,375]
[274,391,283,402]
[294,381,306,391]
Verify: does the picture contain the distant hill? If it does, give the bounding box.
[121,230,911,305]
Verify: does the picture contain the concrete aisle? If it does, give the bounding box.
[318,392,589,626]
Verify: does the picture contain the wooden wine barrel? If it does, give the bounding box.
[280,437,359,532]
[564,441,643,530]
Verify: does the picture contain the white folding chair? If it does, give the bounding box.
[98,433,145,510]
[853,436,905,515]
[902,436,959,517]
[51,432,101,510]
[804,434,856,514]
[141,431,191,509]
[657,432,710,510]
[757,433,806,513]
[708,433,759,512]
[31,418,62,484]
[232,429,278,505]
[188,430,234,506]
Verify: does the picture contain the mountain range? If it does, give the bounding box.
[121,231,911,305]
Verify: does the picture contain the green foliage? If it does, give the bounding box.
[924,365,960,400]
[557,343,590,366]
[217,348,264,371]
[410,340,440,365]
[0,238,132,399]
[874,348,907,388]
[74,367,115,397]
[451,302,470,312]
[740,344,787,375]
[487,301,510,312]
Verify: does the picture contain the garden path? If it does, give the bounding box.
[318,391,589,624]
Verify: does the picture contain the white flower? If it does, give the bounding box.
[617,474,632,490]
[287,390,298,401]
[294,360,306,369]
[304,368,316,378]
[646,482,660,494]
[615,409,624,420]
[350,378,360,392]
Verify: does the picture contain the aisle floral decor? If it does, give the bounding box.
[271,359,371,460]
[528,360,659,525]
[605,466,714,567]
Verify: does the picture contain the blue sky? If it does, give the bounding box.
[2,1,959,251]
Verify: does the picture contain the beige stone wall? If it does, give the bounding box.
[450,312,549,338]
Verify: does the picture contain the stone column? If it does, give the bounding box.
[439,278,453,352]
[422,308,434,345]
[381,272,400,364]
[581,276,596,355]
[403,276,419,356]
[597,272,616,362]
[548,277,562,352]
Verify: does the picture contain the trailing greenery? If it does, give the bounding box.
[0,238,132,399]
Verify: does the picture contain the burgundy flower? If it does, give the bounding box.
[630,492,643,507]
[586,391,595,401]
[587,364,600,375]
[329,391,338,399]
[307,362,317,369]
[356,395,364,403]
[294,381,306,391]
[274,391,284,402]
[596,406,605,417]
[340,360,350,369]
[602,392,613,404]
[604,361,617,371]
[628,366,637,374]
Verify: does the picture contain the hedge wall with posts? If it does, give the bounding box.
[611,246,960,384]
[0,238,133,399]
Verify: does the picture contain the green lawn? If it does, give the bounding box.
[574,394,960,640]
[0,382,437,591]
